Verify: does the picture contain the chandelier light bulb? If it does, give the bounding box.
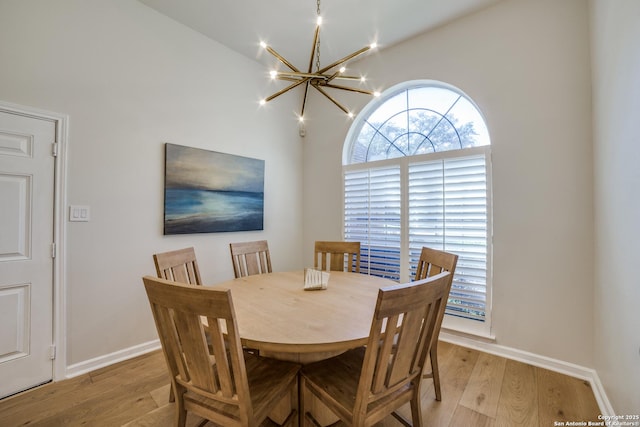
[360,76,366,82]
[270,70,278,79]
[374,91,381,97]
[260,41,267,49]
[348,112,354,118]
[370,42,377,49]
[316,16,323,26]
[259,99,266,105]
[339,66,346,73]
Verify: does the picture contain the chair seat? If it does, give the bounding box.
[184,353,299,424]
[301,347,413,423]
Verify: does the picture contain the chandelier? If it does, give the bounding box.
[259,0,380,121]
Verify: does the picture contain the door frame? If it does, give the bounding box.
[0,100,68,383]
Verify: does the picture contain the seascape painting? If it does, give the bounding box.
[164,143,265,234]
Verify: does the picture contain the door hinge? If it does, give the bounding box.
[49,345,56,360]
[51,243,56,259]
[52,142,58,157]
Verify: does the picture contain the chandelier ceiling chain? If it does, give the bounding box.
[259,0,380,121]
[315,0,321,73]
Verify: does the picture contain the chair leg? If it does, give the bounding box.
[430,344,442,401]
[391,411,412,427]
[299,376,326,427]
[410,391,423,427]
[299,376,307,427]
[304,412,323,427]
[175,390,187,427]
[280,409,298,427]
[290,375,299,427]
[169,383,189,427]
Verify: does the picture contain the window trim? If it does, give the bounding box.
[342,80,493,339]
[342,79,490,166]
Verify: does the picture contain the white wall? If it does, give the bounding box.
[590,0,640,414]
[0,0,304,366]
[303,0,595,367]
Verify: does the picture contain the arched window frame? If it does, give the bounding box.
[342,80,493,337]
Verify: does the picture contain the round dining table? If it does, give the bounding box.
[210,270,396,364]
[210,270,396,425]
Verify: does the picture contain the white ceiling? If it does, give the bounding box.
[138,0,500,69]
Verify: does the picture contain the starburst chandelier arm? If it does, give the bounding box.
[308,24,321,73]
[325,70,342,83]
[301,81,311,118]
[263,44,300,73]
[330,75,365,81]
[274,71,329,80]
[272,70,362,81]
[324,71,365,84]
[275,76,305,82]
[319,82,375,95]
[264,78,311,103]
[312,83,349,115]
[317,45,373,75]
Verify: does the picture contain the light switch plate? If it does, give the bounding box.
[69,205,90,222]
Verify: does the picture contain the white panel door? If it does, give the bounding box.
[0,110,55,398]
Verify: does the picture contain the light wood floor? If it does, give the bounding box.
[0,341,602,427]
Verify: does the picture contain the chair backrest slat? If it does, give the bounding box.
[205,317,233,396]
[414,247,458,281]
[152,302,187,380]
[229,240,272,278]
[355,272,450,413]
[153,247,203,286]
[172,310,217,391]
[314,241,361,273]
[371,313,399,393]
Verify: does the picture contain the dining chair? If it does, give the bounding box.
[153,247,203,286]
[142,276,300,427]
[299,271,451,427]
[230,240,272,278]
[313,241,360,273]
[415,246,458,401]
[152,247,205,403]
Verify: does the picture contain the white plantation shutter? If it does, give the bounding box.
[344,166,401,281]
[408,154,489,321]
[343,81,492,334]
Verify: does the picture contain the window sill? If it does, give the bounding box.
[441,315,495,342]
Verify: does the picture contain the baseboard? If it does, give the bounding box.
[439,331,615,416]
[588,370,616,417]
[64,334,615,416]
[65,340,161,379]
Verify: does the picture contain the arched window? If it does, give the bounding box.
[343,80,492,335]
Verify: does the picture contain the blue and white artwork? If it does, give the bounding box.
[164,143,265,234]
